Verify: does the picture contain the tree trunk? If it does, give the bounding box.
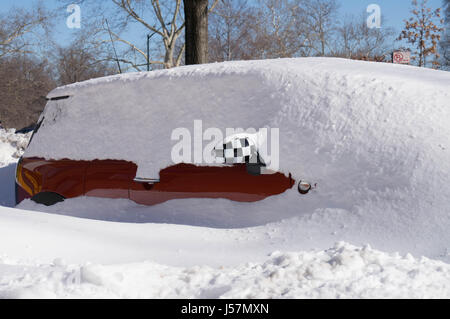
[184,0,209,65]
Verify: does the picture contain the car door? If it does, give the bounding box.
[129,133,295,206]
[130,163,294,206]
[85,159,136,199]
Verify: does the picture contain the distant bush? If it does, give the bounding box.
[0,56,55,129]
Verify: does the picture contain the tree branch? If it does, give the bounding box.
[209,0,220,13]
[111,0,164,36]
[175,43,186,66]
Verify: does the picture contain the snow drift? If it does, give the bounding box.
[0,129,31,207]
[0,128,31,167]
[0,196,449,299]
[2,241,450,299]
[22,58,450,261]
[2,58,450,298]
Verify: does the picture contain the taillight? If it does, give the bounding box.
[16,157,24,186]
[16,158,41,197]
[16,158,31,204]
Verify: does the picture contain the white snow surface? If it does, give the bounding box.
[1,235,450,299]
[0,128,30,167]
[1,58,450,298]
[1,199,450,299]
[0,129,32,207]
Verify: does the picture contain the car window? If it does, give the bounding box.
[27,117,44,147]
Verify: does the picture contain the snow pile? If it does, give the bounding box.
[2,58,450,298]
[0,128,31,167]
[19,58,450,261]
[0,201,448,298]
[0,129,31,207]
[1,242,449,299]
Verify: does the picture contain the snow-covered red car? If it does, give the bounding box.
[15,66,306,206]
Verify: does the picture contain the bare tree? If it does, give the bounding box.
[55,41,116,86]
[0,56,55,129]
[440,0,450,68]
[303,0,339,56]
[334,13,395,60]
[109,0,186,69]
[241,0,311,59]
[252,0,339,58]
[60,0,220,70]
[209,0,345,61]
[59,0,186,70]
[0,4,52,59]
[209,0,257,61]
[0,4,56,129]
[398,0,445,67]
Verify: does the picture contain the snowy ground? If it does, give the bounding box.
[2,238,450,299]
[1,162,449,299]
[1,58,450,298]
[2,140,450,299]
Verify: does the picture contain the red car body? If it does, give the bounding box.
[16,157,295,206]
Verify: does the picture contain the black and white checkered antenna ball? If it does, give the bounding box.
[214,137,258,164]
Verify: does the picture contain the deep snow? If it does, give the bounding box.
[2,240,450,299]
[0,128,30,168]
[1,58,450,298]
[23,58,450,260]
[0,129,31,207]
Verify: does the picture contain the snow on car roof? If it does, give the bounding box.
[46,57,449,99]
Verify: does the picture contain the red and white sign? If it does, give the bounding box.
[393,51,411,64]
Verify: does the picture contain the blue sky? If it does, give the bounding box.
[0,0,445,47]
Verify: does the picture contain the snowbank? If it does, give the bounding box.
[1,241,449,299]
[1,202,450,298]
[0,129,31,207]
[21,59,450,261]
[0,128,31,167]
[2,58,450,298]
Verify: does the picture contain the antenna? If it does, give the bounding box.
[105,19,122,74]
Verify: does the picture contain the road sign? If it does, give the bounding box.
[393,51,411,64]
